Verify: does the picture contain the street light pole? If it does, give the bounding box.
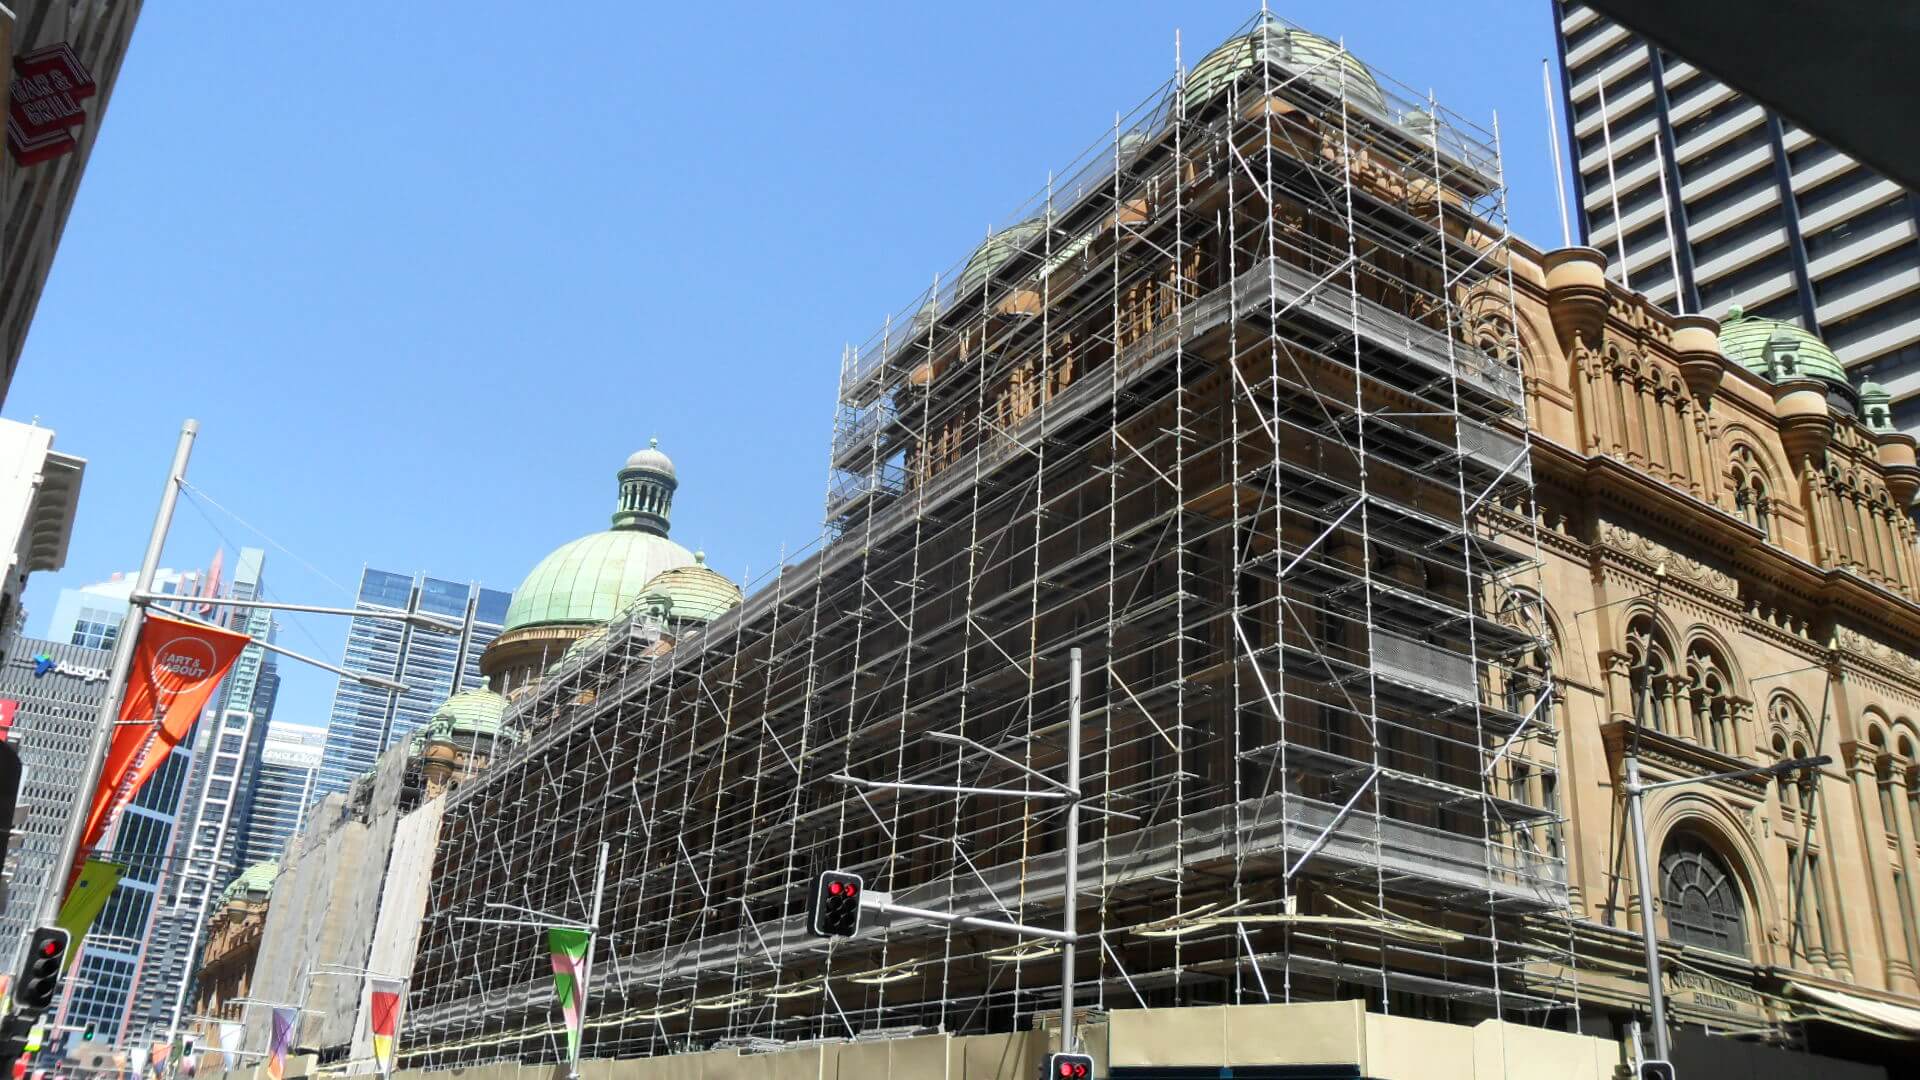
[1059,647,1083,1055]
[33,420,197,929]
[1622,751,1830,1064]
[1623,753,1670,1062]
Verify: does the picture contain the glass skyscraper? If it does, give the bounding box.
[315,570,509,796]
[236,723,325,870]
[126,549,280,1041]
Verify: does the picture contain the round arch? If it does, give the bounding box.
[1889,717,1919,760]
[1764,692,1817,755]
[1643,795,1776,962]
[1715,421,1794,488]
[1620,603,1682,652]
[1680,624,1748,693]
[1863,708,1894,752]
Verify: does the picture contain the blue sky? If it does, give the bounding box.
[4,2,1569,731]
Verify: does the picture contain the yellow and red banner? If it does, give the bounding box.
[368,978,404,1078]
[74,615,250,875]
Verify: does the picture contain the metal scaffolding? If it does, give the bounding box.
[404,10,1578,1066]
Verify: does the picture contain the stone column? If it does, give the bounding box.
[1731,699,1757,759]
[1887,763,1920,981]
[1814,774,1856,976]
[1846,745,1907,991]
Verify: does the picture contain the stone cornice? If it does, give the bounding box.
[1595,518,1740,601]
[1600,719,1772,796]
[1535,431,1920,652]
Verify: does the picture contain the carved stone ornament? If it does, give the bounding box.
[1833,625,1920,675]
[1597,521,1739,597]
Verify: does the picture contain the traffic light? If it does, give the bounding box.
[1638,1062,1675,1080]
[79,1025,94,1044]
[13,928,68,1012]
[0,743,21,868]
[810,870,864,938]
[1041,1052,1094,1079]
[0,1014,32,1075]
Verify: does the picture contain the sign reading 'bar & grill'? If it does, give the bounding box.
[8,43,96,166]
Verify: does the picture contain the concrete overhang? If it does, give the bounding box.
[1586,2,1920,192]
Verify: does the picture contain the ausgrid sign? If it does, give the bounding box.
[24,653,108,684]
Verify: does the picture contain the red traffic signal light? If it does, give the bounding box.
[14,927,69,1012]
[810,870,865,938]
[1042,1052,1093,1079]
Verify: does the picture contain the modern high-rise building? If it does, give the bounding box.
[235,723,324,870]
[44,564,217,649]
[315,570,509,797]
[125,549,280,1040]
[0,419,84,666]
[1,1,144,405]
[0,636,110,961]
[1552,1,1920,430]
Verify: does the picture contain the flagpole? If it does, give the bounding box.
[574,842,608,1080]
[33,419,197,932]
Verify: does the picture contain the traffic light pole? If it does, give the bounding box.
[1059,647,1083,1054]
[839,648,1087,1053]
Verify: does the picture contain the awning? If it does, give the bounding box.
[1788,982,1920,1038]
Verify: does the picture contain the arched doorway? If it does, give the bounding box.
[1660,832,1748,956]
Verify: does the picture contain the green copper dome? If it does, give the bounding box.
[1185,16,1388,117]
[636,552,743,625]
[957,219,1046,300]
[218,861,276,906]
[425,688,512,743]
[1718,305,1849,386]
[503,444,697,632]
[504,530,695,630]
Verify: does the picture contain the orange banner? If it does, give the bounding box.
[75,614,251,871]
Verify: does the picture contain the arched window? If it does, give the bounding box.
[1730,445,1772,540]
[1686,642,1736,754]
[1626,619,1674,734]
[1498,590,1554,722]
[1769,697,1817,812]
[1661,833,1748,956]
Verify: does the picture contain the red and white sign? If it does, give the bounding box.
[7,43,97,167]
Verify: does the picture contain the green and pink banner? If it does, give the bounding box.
[547,927,592,1068]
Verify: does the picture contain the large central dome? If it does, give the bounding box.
[502,530,694,631]
[1184,15,1389,117]
[501,442,696,633]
